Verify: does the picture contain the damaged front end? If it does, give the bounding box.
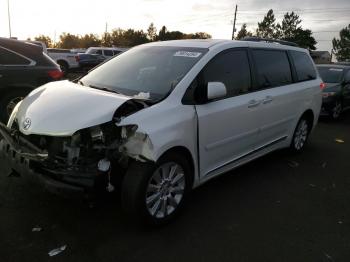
[0,99,154,196]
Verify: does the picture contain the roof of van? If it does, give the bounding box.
[144,39,307,52]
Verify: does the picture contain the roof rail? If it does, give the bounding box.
[242,37,298,47]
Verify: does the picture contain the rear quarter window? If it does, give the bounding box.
[290,51,316,81]
[252,49,292,89]
[104,50,114,56]
[0,46,31,65]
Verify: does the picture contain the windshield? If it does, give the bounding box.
[318,67,344,83]
[80,46,208,101]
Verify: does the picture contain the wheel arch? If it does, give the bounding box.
[300,109,315,132]
[56,59,69,69]
[157,146,196,189]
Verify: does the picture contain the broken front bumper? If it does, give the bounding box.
[0,122,97,196]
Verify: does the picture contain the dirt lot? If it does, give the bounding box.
[1,113,350,262]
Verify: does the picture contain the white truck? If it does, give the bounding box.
[47,48,80,75]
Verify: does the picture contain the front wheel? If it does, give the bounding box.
[121,153,191,225]
[290,117,311,153]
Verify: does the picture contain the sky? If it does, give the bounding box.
[0,0,349,52]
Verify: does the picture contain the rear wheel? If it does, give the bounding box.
[0,90,28,123]
[121,153,191,225]
[57,61,69,76]
[330,100,342,120]
[290,117,311,153]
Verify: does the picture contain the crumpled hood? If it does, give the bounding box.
[16,80,132,136]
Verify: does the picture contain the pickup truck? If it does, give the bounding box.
[47,48,80,75]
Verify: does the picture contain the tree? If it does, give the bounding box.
[279,12,301,39]
[80,34,101,48]
[57,33,80,49]
[158,26,168,41]
[147,23,157,41]
[236,24,252,40]
[277,12,316,49]
[332,24,350,61]
[253,10,316,50]
[256,9,277,38]
[34,35,53,48]
[189,32,212,39]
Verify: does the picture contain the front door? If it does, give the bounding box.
[194,49,259,177]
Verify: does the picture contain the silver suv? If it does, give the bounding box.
[0,39,322,224]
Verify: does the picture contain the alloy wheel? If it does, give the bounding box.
[332,101,342,119]
[145,162,185,219]
[294,119,308,150]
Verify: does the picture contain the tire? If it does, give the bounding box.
[0,89,29,123]
[329,100,342,120]
[121,152,191,225]
[57,61,69,76]
[290,116,311,153]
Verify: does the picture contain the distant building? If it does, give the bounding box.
[310,51,331,64]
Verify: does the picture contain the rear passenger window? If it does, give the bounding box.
[0,47,31,65]
[252,49,292,89]
[290,51,316,81]
[104,50,113,56]
[202,49,251,98]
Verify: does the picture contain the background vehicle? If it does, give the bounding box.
[47,48,79,75]
[77,53,105,71]
[86,47,127,59]
[0,37,63,123]
[317,64,350,119]
[23,40,47,54]
[1,39,322,225]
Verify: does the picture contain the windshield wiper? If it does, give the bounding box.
[86,84,120,95]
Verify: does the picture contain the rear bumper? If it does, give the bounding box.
[321,99,336,116]
[0,123,96,197]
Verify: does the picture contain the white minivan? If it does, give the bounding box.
[0,39,322,224]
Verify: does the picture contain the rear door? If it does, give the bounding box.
[194,49,259,177]
[249,49,305,149]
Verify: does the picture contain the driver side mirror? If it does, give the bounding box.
[207,82,227,101]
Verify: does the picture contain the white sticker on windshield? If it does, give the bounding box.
[174,51,202,58]
[329,68,343,72]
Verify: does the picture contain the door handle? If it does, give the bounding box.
[247,99,261,108]
[262,96,273,104]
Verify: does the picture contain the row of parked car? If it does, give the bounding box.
[0,37,128,122]
[27,40,127,74]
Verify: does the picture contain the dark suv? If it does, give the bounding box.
[317,64,350,119]
[0,37,63,122]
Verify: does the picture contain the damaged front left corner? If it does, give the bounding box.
[119,130,155,162]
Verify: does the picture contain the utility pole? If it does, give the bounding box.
[7,0,12,38]
[104,22,108,45]
[231,4,237,40]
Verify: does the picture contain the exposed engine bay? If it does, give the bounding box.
[0,99,154,194]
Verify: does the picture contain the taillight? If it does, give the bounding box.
[48,69,64,80]
[75,56,79,62]
[320,82,326,90]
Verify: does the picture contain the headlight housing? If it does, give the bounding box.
[120,125,138,139]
